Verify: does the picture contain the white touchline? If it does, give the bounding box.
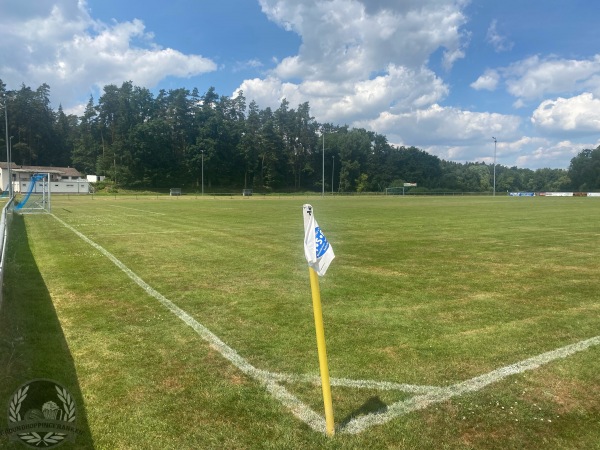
[51,213,600,435]
[51,214,326,433]
[341,335,600,434]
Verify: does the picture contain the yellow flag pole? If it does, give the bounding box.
[308,266,335,436]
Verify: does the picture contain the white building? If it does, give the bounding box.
[0,163,89,194]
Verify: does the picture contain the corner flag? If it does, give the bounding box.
[303,204,335,276]
[302,204,335,436]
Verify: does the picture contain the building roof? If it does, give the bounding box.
[0,163,82,177]
[0,162,19,170]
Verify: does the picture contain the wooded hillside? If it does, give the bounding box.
[2,79,597,192]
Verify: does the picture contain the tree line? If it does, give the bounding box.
[1,79,599,193]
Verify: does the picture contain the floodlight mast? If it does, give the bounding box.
[322,128,338,196]
[3,97,11,198]
[492,137,497,197]
[322,132,325,197]
[9,136,13,197]
[331,155,335,195]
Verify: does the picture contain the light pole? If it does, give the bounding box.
[492,137,497,196]
[9,136,13,197]
[201,149,204,196]
[3,97,11,197]
[322,132,325,197]
[331,155,335,195]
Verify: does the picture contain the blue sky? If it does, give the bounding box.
[1,0,600,169]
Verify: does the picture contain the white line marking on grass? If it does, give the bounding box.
[51,214,326,433]
[341,335,600,434]
[51,213,600,435]
[107,205,166,215]
[272,373,443,395]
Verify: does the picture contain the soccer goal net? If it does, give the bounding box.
[14,173,51,214]
[385,187,404,195]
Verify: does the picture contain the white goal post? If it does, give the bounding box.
[385,183,417,196]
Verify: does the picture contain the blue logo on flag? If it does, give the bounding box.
[315,227,330,258]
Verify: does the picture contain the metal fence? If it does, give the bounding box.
[0,197,15,309]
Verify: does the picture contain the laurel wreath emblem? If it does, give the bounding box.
[8,385,29,422]
[17,432,66,446]
[8,382,76,447]
[56,385,76,423]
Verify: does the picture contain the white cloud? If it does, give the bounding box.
[258,0,468,83]
[233,59,264,73]
[245,1,570,169]
[515,140,586,168]
[472,54,600,106]
[424,136,578,170]
[0,0,216,107]
[357,104,521,147]
[238,65,449,124]
[244,0,469,128]
[486,19,513,52]
[512,98,526,109]
[471,69,500,91]
[504,55,600,101]
[531,92,600,134]
[236,76,302,108]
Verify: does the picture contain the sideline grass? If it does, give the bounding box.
[1,195,599,448]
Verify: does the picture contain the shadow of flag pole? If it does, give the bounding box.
[303,204,335,436]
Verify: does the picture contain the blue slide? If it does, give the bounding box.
[14,174,47,211]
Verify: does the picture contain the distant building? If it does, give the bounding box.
[0,163,89,194]
[86,175,105,183]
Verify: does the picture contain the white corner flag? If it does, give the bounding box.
[303,203,336,435]
[303,204,335,276]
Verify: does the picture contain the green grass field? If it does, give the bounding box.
[1,195,599,449]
